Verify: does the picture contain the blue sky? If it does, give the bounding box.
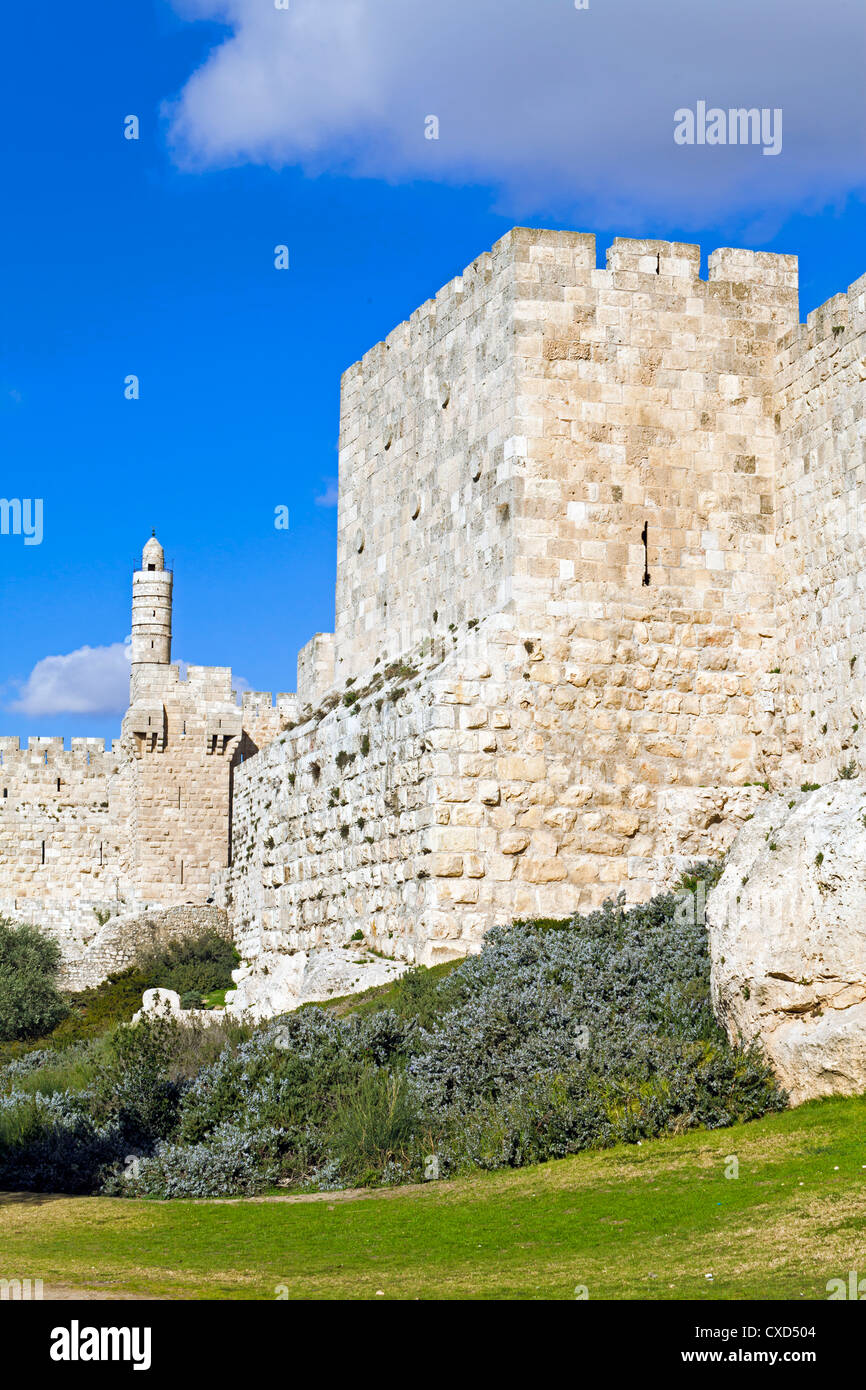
[1,0,864,740]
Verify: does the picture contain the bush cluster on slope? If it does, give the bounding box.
[0,869,786,1197]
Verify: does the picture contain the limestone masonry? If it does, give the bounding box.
[1,228,864,995]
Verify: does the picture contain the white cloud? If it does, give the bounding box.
[233,674,252,704]
[165,0,866,225]
[8,642,132,718]
[314,477,339,508]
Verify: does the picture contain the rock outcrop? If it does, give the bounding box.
[707,783,866,1104]
[225,945,409,1022]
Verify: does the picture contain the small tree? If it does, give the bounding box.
[0,917,69,1041]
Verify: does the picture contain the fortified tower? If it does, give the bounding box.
[0,533,296,987]
[223,227,866,977]
[131,532,173,673]
[121,536,293,904]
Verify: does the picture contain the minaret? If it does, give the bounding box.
[131,532,173,667]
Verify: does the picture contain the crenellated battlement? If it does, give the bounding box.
[344,230,803,395]
[0,735,118,769]
[776,272,866,368]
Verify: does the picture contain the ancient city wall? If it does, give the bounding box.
[774,275,866,780]
[224,611,776,974]
[5,230,865,1000]
[0,735,132,944]
[123,664,294,905]
[333,233,522,682]
[506,229,805,862]
[0,655,293,983]
[226,230,810,973]
[227,619,607,971]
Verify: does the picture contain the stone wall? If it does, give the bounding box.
[222,229,866,981]
[0,736,132,941]
[0,669,290,979]
[334,234,521,682]
[297,634,335,710]
[221,607,777,970]
[774,273,866,781]
[57,904,231,992]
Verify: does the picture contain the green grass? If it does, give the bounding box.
[2,1093,865,1300]
[0,1052,99,1098]
[202,988,230,1009]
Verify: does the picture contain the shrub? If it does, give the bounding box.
[0,1041,100,1097]
[325,1068,420,1186]
[0,866,787,1200]
[113,1124,282,1199]
[136,931,239,998]
[0,918,69,1042]
[406,877,785,1175]
[0,1089,126,1194]
[89,1017,184,1147]
[382,966,456,1031]
[45,967,152,1046]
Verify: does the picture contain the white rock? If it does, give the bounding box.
[707,783,866,1105]
[225,945,409,1022]
[134,987,182,1021]
[132,987,224,1027]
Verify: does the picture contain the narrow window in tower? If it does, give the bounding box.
[41,841,45,864]
[56,777,60,791]
[180,860,184,885]
[641,522,651,586]
[2,788,7,798]
[148,563,155,571]
[99,843,103,866]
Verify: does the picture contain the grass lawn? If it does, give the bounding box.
[1,1093,865,1300]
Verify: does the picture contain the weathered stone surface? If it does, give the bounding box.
[707,784,866,1104]
[57,905,230,992]
[226,946,408,1022]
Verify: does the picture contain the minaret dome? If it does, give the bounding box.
[142,532,165,571]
